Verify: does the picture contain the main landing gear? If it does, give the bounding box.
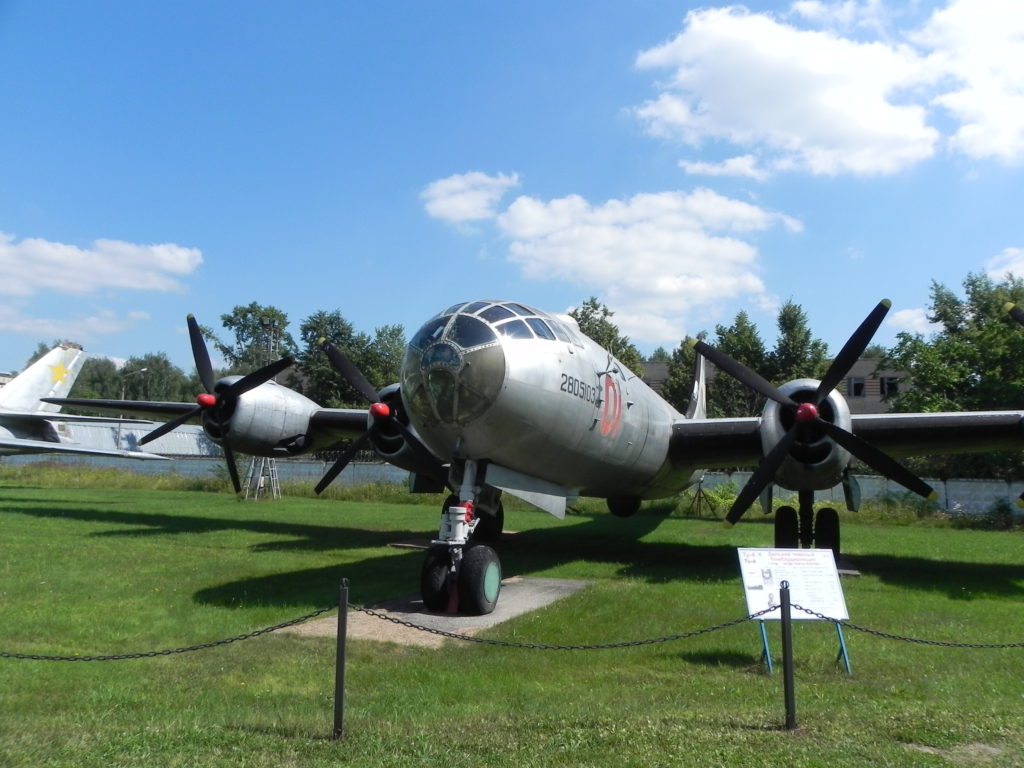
[774,489,840,561]
[420,460,503,615]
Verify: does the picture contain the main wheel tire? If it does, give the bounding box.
[607,496,641,517]
[420,545,451,612]
[471,501,504,542]
[814,507,840,558]
[774,505,798,548]
[458,544,502,615]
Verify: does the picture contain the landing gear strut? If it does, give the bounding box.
[420,459,502,615]
[773,490,840,561]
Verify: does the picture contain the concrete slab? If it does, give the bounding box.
[286,576,591,648]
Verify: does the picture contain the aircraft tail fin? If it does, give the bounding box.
[0,343,87,414]
[684,349,707,420]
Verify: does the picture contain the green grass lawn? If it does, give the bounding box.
[1,474,1023,767]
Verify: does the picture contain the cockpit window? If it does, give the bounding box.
[547,318,572,343]
[448,315,497,349]
[495,318,534,339]
[526,317,556,341]
[504,303,536,317]
[462,300,490,314]
[443,302,467,315]
[479,304,515,323]
[410,317,449,350]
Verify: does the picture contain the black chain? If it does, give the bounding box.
[5,601,1023,662]
[0,605,336,662]
[351,604,780,650]
[790,604,1024,649]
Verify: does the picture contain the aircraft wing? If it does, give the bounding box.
[41,398,199,422]
[0,435,168,460]
[669,410,1024,470]
[307,407,375,440]
[1,411,153,425]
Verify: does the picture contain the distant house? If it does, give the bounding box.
[641,357,904,415]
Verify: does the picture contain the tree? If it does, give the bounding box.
[706,310,768,418]
[569,297,645,376]
[765,300,829,383]
[119,352,191,402]
[294,311,407,407]
[649,346,671,362]
[661,334,701,414]
[883,272,1024,479]
[211,303,297,374]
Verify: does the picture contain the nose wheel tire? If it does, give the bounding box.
[420,545,451,612]
[459,544,502,615]
[419,544,502,615]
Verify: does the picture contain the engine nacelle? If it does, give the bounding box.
[369,385,444,476]
[760,378,852,492]
[207,379,321,456]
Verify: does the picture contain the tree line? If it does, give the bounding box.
[25,271,1024,479]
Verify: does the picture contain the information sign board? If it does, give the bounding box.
[737,548,848,621]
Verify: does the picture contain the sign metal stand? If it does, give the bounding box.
[739,548,852,676]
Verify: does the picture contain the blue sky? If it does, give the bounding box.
[1,0,1022,375]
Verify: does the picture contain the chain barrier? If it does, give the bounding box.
[790,604,1024,650]
[3,601,1023,662]
[0,605,336,662]
[351,604,779,650]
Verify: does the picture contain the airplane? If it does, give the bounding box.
[44,301,1024,615]
[0,342,166,461]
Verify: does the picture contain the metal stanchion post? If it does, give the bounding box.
[332,579,349,741]
[779,580,797,730]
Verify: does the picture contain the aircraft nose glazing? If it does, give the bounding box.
[422,343,464,424]
[402,312,507,430]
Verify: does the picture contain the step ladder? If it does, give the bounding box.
[244,457,281,500]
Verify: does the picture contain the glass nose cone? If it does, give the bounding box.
[402,316,505,428]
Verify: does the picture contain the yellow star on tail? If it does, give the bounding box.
[49,361,71,383]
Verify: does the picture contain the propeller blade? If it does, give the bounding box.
[1005,302,1024,327]
[689,338,797,409]
[315,430,373,494]
[139,406,202,445]
[815,299,891,402]
[187,314,216,394]
[223,443,242,493]
[320,339,380,404]
[223,356,294,399]
[819,420,936,500]
[726,428,799,525]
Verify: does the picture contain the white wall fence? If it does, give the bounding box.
[699,472,1023,515]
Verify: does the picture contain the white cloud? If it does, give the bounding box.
[914,0,1024,165]
[495,188,800,345]
[0,304,148,341]
[679,154,770,180]
[887,307,939,337]
[634,2,1024,175]
[984,247,1024,279]
[790,0,891,35]
[634,6,939,176]
[0,232,202,297]
[420,171,521,223]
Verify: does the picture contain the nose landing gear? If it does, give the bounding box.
[419,459,503,615]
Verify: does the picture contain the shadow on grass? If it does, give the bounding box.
[0,503,429,552]
[6,498,1023,609]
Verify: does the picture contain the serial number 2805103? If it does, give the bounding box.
[559,373,598,404]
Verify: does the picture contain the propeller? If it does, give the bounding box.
[140,314,293,493]
[314,338,446,494]
[690,299,937,525]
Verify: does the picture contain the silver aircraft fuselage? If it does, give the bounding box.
[400,300,690,498]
